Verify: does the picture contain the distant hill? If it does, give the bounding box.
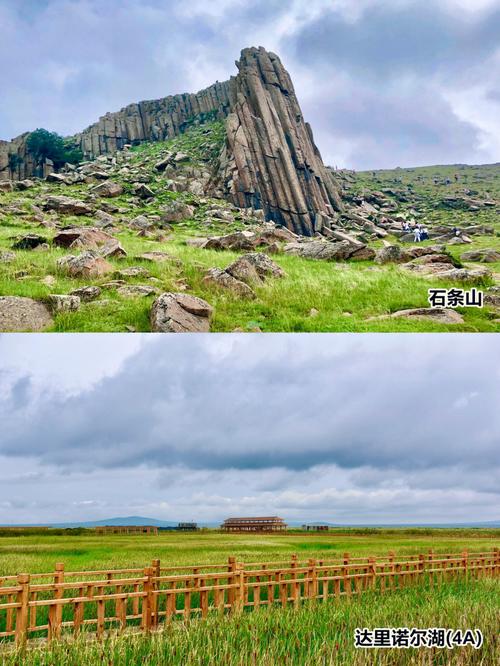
[1,516,498,529]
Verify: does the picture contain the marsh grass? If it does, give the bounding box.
[2,579,498,665]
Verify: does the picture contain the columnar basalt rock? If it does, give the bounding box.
[73,80,232,158]
[212,47,342,235]
[0,46,342,236]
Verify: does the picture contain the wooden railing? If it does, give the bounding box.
[0,549,498,646]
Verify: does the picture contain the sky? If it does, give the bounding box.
[1,0,500,169]
[0,334,498,525]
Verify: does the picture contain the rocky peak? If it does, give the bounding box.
[211,47,342,235]
[0,46,342,236]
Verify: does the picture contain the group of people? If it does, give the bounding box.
[401,220,429,242]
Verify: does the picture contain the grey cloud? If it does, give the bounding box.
[0,335,498,477]
[0,1,499,168]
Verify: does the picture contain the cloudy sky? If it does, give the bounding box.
[0,334,498,525]
[1,0,500,169]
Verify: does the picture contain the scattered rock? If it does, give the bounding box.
[375,245,411,264]
[53,227,115,250]
[226,252,285,284]
[204,231,258,251]
[133,183,154,199]
[284,239,360,261]
[57,251,114,278]
[46,294,81,313]
[150,292,213,332]
[12,234,47,250]
[41,275,56,287]
[90,180,123,197]
[70,286,101,302]
[0,182,13,192]
[42,195,93,216]
[461,249,500,263]
[0,251,16,263]
[100,240,127,258]
[370,307,464,325]
[0,296,53,331]
[117,285,158,298]
[138,251,181,264]
[115,266,151,279]
[160,201,194,223]
[15,179,35,190]
[203,267,255,298]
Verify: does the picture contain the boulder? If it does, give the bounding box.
[117,285,158,298]
[15,179,35,190]
[375,245,411,264]
[284,240,356,261]
[42,195,93,216]
[53,227,115,250]
[371,308,464,324]
[100,240,127,258]
[128,215,154,231]
[70,286,101,302]
[0,296,53,331]
[150,292,213,332]
[138,251,181,264]
[12,234,47,250]
[461,249,500,263]
[203,267,255,298]
[204,231,257,251]
[133,183,154,199]
[0,182,13,192]
[115,266,151,279]
[159,201,195,223]
[57,251,113,278]
[90,180,123,197]
[226,252,285,284]
[46,294,81,313]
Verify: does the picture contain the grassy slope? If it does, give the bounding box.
[0,125,498,332]
[0,529,498,575]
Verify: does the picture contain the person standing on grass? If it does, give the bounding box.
[421,226,429,241]
[414,226,421,242]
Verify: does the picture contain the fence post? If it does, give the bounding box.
[228,557,237,608]
[290,554,299,605]
[142,567,153,632]
[151,558,160,628]
[233,564,244,614]
[494,548,500,576]
[15,574,30,647]
[368,557,376,591]
[308,559,317,600]
[49,563,64,641]
[418,553,426,584]
[462,550,468,581]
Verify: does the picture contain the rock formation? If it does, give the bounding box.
[0,46,342,235]
[212,47,342,235]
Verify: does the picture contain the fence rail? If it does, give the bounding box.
[1,549,498,646]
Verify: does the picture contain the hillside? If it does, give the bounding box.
[0,120,499,332]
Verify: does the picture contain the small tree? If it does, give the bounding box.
[26,128,82,168]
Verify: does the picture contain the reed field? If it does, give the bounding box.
[0,529,499,665]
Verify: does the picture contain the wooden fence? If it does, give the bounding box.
[0,549,498,646]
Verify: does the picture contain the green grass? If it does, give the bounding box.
[0,529,498,576]
[1,123,499,332]
[1,531,498,664]
[2,580,498,665]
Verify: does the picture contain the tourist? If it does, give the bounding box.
[421,227,429,241]
[413,226,421,242]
